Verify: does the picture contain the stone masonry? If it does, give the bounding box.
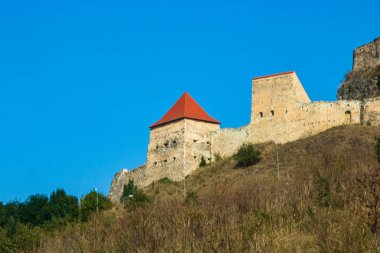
[109,38,380,203]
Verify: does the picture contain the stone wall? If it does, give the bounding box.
[210,124,251,158]
[109,165,147,203]
[353,37,380,71]
[363,97,380,126]
[249,72,361,144]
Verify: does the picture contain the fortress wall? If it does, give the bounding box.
[353,37,380,71]
[210,124,251,158]
[249,73,361,144]
[363,97,380,126]
[109,165,147,203]
[145,120,186,182]
[184,119,220,174]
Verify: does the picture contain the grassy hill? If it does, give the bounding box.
[35,125,380,252]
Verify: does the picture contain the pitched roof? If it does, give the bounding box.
[253,71,294,80]
[149,92,220,129]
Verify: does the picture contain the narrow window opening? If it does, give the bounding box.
[206,141,210,145]
[163,159,167,163]
[194,156,197,159]
[193,139,197,143]
[173,157,176,160]
[271,110,274,116]
[164,142,169,147]
[154,162,157,165]
[156,145,159,149]
[345,110,352,123]
[259,112,263,117]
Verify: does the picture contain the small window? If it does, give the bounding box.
[206,141,210,145]
[259,112,263,117]
[193,140,197,143]
[164,142,169,147]
[154,162,157,165]
[173,157,176,160]
[156,145,159,149]
[194,156,197,159]
[207,158,211,161]
[271,110,274,116]
[286,110,288,114]
[163,159,167,163]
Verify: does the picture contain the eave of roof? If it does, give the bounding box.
[149,92,220,129]
[253,71,294,80]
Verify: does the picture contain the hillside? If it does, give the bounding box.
[35,125,380,252]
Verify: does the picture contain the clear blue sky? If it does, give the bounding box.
[0,0,378,202]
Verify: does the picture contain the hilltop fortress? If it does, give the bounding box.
[109,37,380,203]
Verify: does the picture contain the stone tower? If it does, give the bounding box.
[145,92,220,183]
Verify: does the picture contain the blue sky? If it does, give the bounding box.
[0,0,379,202]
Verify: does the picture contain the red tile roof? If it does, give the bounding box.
[253,71,294,80]
[149,92,220,129]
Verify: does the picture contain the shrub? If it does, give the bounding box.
[121,181,151,209]
[199,156,207,167]
[80,191,112,221]
[157,177,173,185]
[214,153,222,162]
[376,138,380,163]
[49,189,79,222]
[234,143,261,167]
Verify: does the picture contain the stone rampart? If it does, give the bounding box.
[353,37,380,71]
[363,97,380,126]
[210,124,251,158]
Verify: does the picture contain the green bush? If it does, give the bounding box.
[234,143,261,167]
[80,191,112,221]
[199,156,207,167]
[121,181,151,209]
[376,138,380,163]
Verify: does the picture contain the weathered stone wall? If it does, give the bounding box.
[363,97,380,126]
[249,72,361,144]
[353,37,380,71]
[183,119,220,175]
[210,124,251,158]
[109,165,147,203]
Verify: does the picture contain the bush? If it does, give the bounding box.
[234,143,261,167]
[80,191,112,221]
[376,138,380,163]
[121,181,151,209]
[199,156,207,167]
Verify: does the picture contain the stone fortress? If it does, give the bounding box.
[109,37,380,203]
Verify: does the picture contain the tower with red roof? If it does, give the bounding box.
[144,92,220,182]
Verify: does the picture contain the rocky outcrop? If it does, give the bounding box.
[337,65,380,100]
[338,37,380,100]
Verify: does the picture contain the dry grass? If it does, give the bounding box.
[34,125,380,252]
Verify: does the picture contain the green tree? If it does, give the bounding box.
[80,191,112,221]
[19,194,50,226]
[49,189,79,222]
[121,180,151,209]
[234,143,262,167]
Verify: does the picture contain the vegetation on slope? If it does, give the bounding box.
[2,125,380,252]
[0,189,112,252]
[337,65,380,100]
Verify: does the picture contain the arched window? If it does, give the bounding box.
[345,111,352,123]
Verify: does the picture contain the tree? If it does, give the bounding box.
[80,191,112,221]
[19,194,50,226]
[121,180,150,209]
[234,143,262,167]
[49,189,79,222]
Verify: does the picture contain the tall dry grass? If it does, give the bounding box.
[34,125,380,252]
